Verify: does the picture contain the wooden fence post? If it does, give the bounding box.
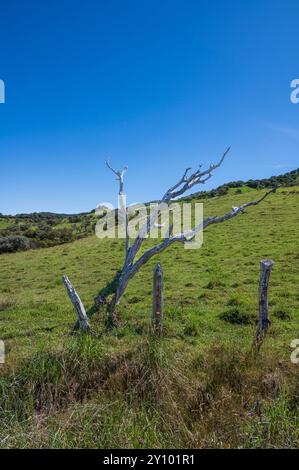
[255,259,274,347]
[152,262,164,336]
[62,275,90,332]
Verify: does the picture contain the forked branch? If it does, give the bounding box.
[162,147,231,201]
[126,147,231,265]
[106,160,130,254]
[105,160,128,195]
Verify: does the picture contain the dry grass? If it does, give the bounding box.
[0,297,15,311]
[1,335,299,448]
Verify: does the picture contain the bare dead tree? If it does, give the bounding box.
[65,147,276,330]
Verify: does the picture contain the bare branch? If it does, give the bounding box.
[106,160,129,254]
[186,187,276,240]
[105,160,119,177]
[105,160,128,193]
[165,167,191,196]
[163,147,230,201]
[105,160,128,179]
[126,147,230,264]
[131,188,275,274]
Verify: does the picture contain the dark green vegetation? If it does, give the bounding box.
[0,183,299,448]
[0,211,98,253]
[185,167,299,199]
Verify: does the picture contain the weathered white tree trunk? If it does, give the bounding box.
[255,259,274,346]
[152,262,164,336]
[106,161,129,258]
[62,275,90,332]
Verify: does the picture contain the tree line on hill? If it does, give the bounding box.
[184,167,299,200]
[0,211,97,254]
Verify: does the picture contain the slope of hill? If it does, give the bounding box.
[1,168,298,254]
[0,186,299,448]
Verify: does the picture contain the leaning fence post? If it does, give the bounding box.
[152,262,164,336]
[255,259,274,348]
[62,275,90,332]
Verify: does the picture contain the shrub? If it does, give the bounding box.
[183,320,199,337]
[219,307,255,325]
[0,236,31,254]
[274,309,291,321]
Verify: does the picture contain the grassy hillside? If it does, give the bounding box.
[0,186,299,448]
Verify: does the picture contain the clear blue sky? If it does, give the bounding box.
[0,0,298,215]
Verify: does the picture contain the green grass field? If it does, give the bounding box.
[0,218,11,230]
[1,187,299,448]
